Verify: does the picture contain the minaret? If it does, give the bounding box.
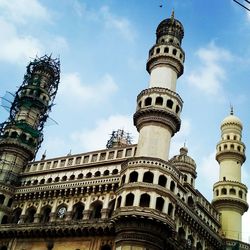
[0,55,60,223]
[212,109,248,240]
[134,10,184,160]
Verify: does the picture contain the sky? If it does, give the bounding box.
[0,0,250,242]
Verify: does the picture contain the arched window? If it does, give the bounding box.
[1,215,8,224]
[47,178,52,183]
[216,189,219,196]
[172,49,177,55]
[176,105,180,113]
[108,199,115,218]
[72,202,85,220]
[116,196,122,208]
[229,188,236,195]
[77,173,83,179]
[90,201,103,219]
[10,131,18,138]
[156,48,160,54]
[11,207,22,224]
[139,193,150,207]
[125,193,134,206]
[112,169,118,175]
[62,176,67,181]
[187,196,194,207]
[0,194,5,205]
[121,175,126,184]
[164,47,169,53]
[145,97,152,106]
[103,170,110,176]
[224,144,228,150]
[230,144,234,150]
[183,174,187,182]
[129,171,138,183]
[143,171,153,183]
[155,96,163,105]
[40,206,51,223]
[95,171,101,177]
[158,175,167,187]
[33,180,38,185]
[156,197,164,211]
[177,227,186,242]
[25,207,36,223]
[54,177,60,182]
[86,172,92,178]
[69,174,75,180]
[168,203,173,216]
[221,188,227,195]
[239,190,243,198]
[166,99,173,109]
[170,181,175,192]
[101,245,112,250]
[7,198,13,207]
[40,179,45,184]
[237,146,241,152]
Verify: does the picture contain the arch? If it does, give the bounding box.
[125,193,134,206]
[176,105,180,113]
[156,48,160,54]
[33,179,38,185]
[187,196,194,207]
[103,170,110,176]
[145,97,152,106]
[20,133,27,142]
[77,173,83,179]
[40,179,45,184]
[224,144,228,150]
[183,174,187,182]
[156,197,164,211]
[10,131,18,138]
[62,175,67,181]
[158,175,167,187]
[155,96,163,105]
[112,169,118,175]
[129,171,138,183]
[7,198,13,207]
[167,203,173,216]
[143,171,153,183]
[11,207,22,224]
[239,190,243,198]
[187,235,194,248]
[25,207,36,223]
[166,99,173,109]
[177,227,186,241]
[72,202,85,220]
[237,146,241,152]
[196,242,202,250]
[230,144,234,150]
[139,193,150,207]
[229,188,236,195]
[172,48,177,55]
[47,178,52,183]
[90,201,103,219]
[1,215,8,224]
[164,47,169,53]
[40,206,51,223]
[170,181,175,192]
[95,171,101,177]
[108,199,115,218]
[216,189,219,196]
[121,175,126,184]
[221,188,227,195]
[86,172,92,178]
[69,174,75,180]
[0,194,5,204]
[116,196,122,208]
[101,245,112,250]
[54,177,60,182]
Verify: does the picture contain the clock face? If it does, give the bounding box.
[57,206,66,218]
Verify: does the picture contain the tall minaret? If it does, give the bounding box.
[212,110,248,240]
[134,11,184,160]
[0,55,60,223]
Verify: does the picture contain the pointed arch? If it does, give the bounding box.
[90,200,103,219]
[72,202,85,220]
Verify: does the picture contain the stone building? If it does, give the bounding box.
[0,12,249,250]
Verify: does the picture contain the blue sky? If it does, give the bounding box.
[0,0,250,242]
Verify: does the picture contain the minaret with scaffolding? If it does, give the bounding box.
[0,55,60,222]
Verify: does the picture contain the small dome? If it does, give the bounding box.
[169,146,196,175]
[221,114,242,129]
[156,11,184,42]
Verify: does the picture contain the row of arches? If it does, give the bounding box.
[3,200,115,225]
[216,187,244,198]
[0,194,13,207]
[121,171,176,192]
[21,88,48,103]
[150,45,184,61]
[23,169,119,186]
[3,131,36,146]
[116,192,174,217]
[218,143,244,153]
[138,96,181,114]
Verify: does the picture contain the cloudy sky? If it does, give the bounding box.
[0,0,250,242]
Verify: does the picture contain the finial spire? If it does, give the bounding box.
[171,9,175,20]
[230,104,234,115]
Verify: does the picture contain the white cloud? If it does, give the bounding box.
[71,114,138,152]
[0,0,50,24]
[100,6,136,41]
[58,72,118,105]
[187,42,233,95]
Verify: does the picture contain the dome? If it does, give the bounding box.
[169,146,196,175]
[156,11,184,42]
[221,114,242,129]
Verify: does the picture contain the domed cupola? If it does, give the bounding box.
[169,146,197,186]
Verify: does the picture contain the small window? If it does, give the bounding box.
[143,171,153,183]
[156,197,164,211]
[145,97,152,106]
[176,105,180,113]
[221,188,227,195]
[156,48,160,54]
[125,193,134,206]
[112,169,118,175]
[170,181,175,192]
[129,171,138,183]
[77,173,83,179]
[172,49,177,55]
[164,47,169,53]
[167,99,173,109]
[86,172,92,178]
[155,96,163,105]
[139,193,150,207]
[158,175,167,187]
